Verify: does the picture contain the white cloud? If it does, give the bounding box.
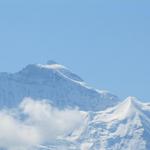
[0,110,40,150]
[0,98,83,150]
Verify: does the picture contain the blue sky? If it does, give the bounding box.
[0,0,150,101]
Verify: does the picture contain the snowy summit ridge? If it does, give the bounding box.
[36,96,150,150]
[75,96,150,150]
[0,60,119,111]
[0,61,149,150]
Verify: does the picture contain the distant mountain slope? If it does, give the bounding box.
[73,97,150,150]
[39,97,150,150]
[0,61,119,111]
[0,61,150,150]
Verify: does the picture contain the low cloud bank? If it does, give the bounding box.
[0,98,83,150]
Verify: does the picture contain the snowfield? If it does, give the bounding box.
[0,61,119,111]
[39,97,150,150]
[0,61,149,150]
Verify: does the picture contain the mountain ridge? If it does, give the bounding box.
[36,97,150,150]
[0,61,119,111]
[0,61,149,150]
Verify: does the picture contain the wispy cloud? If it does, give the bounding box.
[0,98,83,150]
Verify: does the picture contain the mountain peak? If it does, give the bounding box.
[18,61,84,84]
[46,60,58,65]
[37,63,66,70]
[125,96,139,103]
[36,60,66,70]
[97,97,144,123]
[0,61,120,111]
[20,60,66,73]
[82,98,150,150]
[122,96,142,111]
[111,96,143,120]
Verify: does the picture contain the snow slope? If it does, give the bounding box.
[0,61,119,111]
[0,61,149,150]
[39,97,150,150]
[75,97,150,150]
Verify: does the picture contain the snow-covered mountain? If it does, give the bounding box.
[0,61,119,111]
[39,97,150,150]
[75,96,150,150]
[0,61,149,150]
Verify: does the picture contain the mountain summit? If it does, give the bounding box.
[0,61,150,150]
[63,97,150,150]
[46,60,58,65]
[36,97,150,150]
[0,61,119,111]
